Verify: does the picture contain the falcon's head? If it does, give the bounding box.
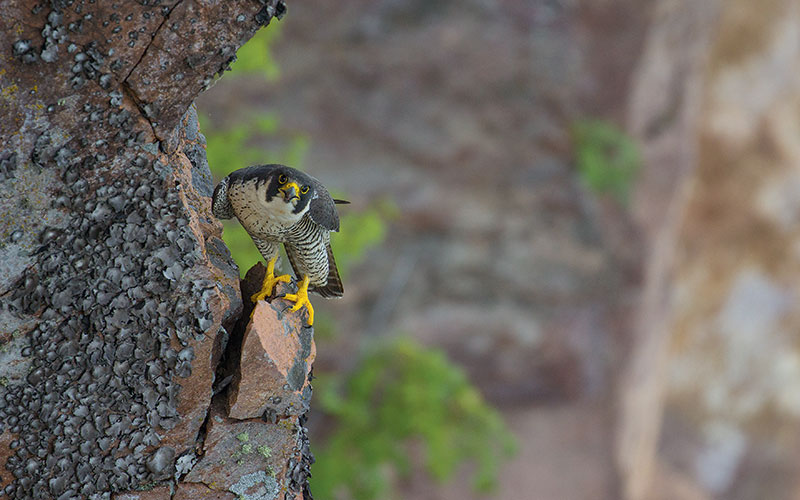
[213,164,344,233]
[263,166,316,215]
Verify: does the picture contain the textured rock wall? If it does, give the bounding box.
[620,1,800,499]
[0,1,314,499]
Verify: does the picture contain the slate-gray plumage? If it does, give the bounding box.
[212,165,344,324]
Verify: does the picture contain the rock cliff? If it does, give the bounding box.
[0,1,313,498]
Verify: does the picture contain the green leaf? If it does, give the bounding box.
[572,119,641,204]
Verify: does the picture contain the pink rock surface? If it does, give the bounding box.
[228,294,316,420]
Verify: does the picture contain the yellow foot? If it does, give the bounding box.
[250,255,292,304]
[282,275,314,326]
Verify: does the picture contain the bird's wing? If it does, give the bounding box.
[285,240,344,298]
[211,177,236,219]
[308,179,340,232]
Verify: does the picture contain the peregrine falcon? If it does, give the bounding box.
[211,164,346,325]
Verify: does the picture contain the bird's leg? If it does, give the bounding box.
[250,254,292,304]
[282,275,314,326]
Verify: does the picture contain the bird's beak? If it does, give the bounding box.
[279,182,300,202]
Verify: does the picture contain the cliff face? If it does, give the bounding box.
[0,1,313,498]
[620,1,800,499]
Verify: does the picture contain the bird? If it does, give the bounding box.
[211,164,347,325]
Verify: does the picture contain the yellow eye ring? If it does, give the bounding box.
[301,186,309,194]
[278,174,288,184]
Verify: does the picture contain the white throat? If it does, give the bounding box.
[257,183,307,225]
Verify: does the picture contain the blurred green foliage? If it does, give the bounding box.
[331,203,392,280]
[312,337,517,500]
[203,23,516,499]
[228,25,282,81]
[572,119,641,204]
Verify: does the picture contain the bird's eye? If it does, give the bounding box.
[301,185,309,194]
[278,174,288,184]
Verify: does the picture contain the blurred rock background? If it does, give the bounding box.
[198,0,800,498]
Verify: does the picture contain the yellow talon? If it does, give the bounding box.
[250,254,292,304]
[282,275,314,326]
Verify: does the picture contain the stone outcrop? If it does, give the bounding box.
[227,264,315,420]
[0,1,316,498]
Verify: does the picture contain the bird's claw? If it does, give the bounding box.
[250,255,292,305]
[282,275,314,326]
